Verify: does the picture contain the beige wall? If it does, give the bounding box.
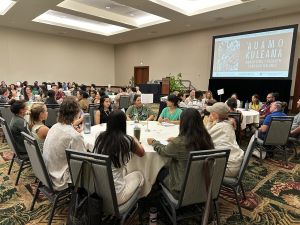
[0,27,115,85]
[115,13,300,93]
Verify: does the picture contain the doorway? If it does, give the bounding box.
[134,66,149,85]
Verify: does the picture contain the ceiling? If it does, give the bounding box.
[0,0,300,45]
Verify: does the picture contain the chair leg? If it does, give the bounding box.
[233,187,243,220]
[171,205,177,225]
[283,146,288,166]
[7,154,15,175]
[214,200,220,225]
[48,195,59,225]
[259,149,263,165]
[15,160,24,185]
[240,183,246,200]
[30,181,41,211]
[294,145,299,159]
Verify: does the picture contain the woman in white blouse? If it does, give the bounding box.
[43,96,86,191]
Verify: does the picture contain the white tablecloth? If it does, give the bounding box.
[82,121,179,197]
[237,108,260,130]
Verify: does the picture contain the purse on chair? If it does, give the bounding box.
[67,162,103,225]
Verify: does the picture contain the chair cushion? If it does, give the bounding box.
[160,183,178,208]
[118,187,140,215]
[222,176,238,187]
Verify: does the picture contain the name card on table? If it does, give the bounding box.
[141,94,153,104]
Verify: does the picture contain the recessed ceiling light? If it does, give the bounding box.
[149,0,246,16]
[0,0,16,15]
[129,13,135,17]
[33,10,129,36]
[105,6,110,9]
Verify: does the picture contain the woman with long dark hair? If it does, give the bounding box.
[158,94,182,124]
[126,95,155,121]
[93,110,144,205]
[94,95,112,125]
[147,108,214,199]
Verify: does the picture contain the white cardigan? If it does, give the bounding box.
[206,120,244,176]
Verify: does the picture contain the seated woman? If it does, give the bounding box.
[147,108,214,199]
[43,96,86,191]
[23,85,35,102]
[205,102,244,177]
[226,98,243,130]
[93,110,145,205]
[77,90,89,113]
[202,90,215,106]
[29,103,49,152]
[249,94,262,111]
[44,90,58,105]
[126,95,155,121]
[158,94,182,125]
[177,92,187,108]
[95,95,112,125]
[9,100,29,154]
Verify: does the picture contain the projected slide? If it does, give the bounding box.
[211,26,297,78]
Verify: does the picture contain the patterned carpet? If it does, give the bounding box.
[0,136,300,225]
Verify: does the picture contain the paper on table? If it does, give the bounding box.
[159,140,168,145]
[161,122,175,127]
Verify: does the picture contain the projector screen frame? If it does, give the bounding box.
[210,24,298,80]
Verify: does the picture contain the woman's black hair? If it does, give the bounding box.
[133,94,141,103]
[226,98,237,110]
[99,95,111,111]
[179,108,214,151]
[24,85,33,101]
[10,99,26,114]
[167,94,179,107]
[93,110,133,168]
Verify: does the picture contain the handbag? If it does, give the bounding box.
[67,162,103,225]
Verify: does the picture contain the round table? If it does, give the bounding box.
[82,121,179,197]
[237,108,260,130]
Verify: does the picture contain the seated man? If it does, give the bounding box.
[187,90,204,113]
[258,101,287,139]
[291,97,300,139]
[259,92,275,120]
[0,87,9,103]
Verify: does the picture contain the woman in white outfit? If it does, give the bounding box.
[93,110,145,205]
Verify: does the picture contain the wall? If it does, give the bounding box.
[0,27,115,85]
[115,13,300,94]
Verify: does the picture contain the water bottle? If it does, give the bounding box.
[134,114,139,123]
[149,207,157,225]
[245,101,249,111]
[133,124,141,141]
[83,113,91,134]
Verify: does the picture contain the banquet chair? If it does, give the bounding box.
[160,149,230,225]
[45,104,60,127]
[288,137,300,159]
[66,149,141,225]
[119,95,131,110]
[88,103,100,126]
[21,132,71,225]
[256,116,293,165]
[0,117,31,185]
[0,104,14,125]
[228,112,242,144]
[222,134,257,219]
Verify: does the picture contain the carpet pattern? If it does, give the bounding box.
[0,138,300,225]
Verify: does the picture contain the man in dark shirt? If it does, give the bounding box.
[259,92,276,120]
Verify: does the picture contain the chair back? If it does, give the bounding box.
[236,135,257,181]
[88,104,99,126]
[228,112,242,144]
[119,96,130,109]
[0,104,14,125]
[264,116,293,146]
[0,116,20,156]
[66,149,119,216]
[21,132,53,191]
[178,149,230,207]
[45,104,60,127]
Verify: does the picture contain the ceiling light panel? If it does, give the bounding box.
[58,0,169,28]
[33,10,129,36]
[150,0,246,16]
[0,0,16,15]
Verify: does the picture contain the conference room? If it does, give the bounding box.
[1,0,300,224]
